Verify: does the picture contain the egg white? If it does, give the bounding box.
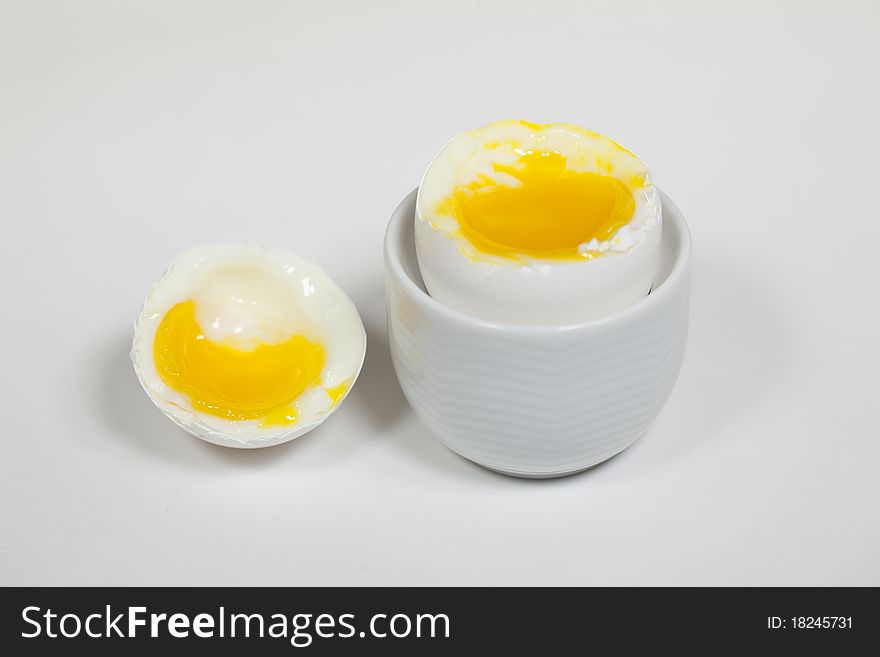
[415,121,663,325]
[132,244,366,448]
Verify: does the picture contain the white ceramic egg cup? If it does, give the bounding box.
[384,189,691,478]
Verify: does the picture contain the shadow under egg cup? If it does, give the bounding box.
[384,189,691,478]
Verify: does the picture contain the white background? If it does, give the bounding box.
[1,0,878,586]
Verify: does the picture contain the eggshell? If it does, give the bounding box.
[131,244,366,448]
[415,121,662,325]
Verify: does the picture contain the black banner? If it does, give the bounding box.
[0,587,873,653]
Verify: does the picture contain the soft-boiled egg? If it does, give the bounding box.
[132,244,366,448]
[415,120,662,324]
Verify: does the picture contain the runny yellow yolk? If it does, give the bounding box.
[439,150,639,260]
[153,300,327,427]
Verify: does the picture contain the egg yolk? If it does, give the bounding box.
[439,150,639,260]
[152,301,325,426]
